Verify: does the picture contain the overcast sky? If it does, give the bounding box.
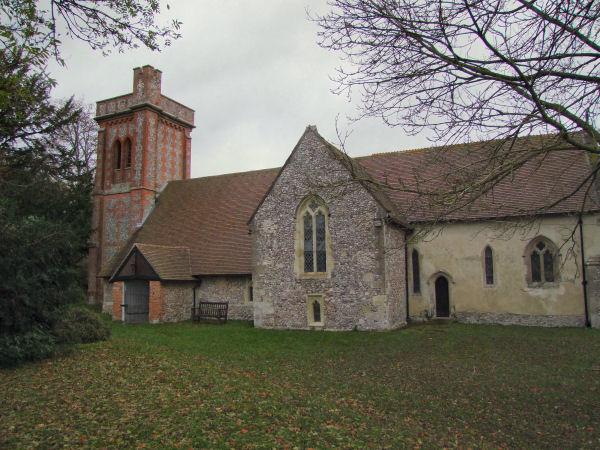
[48,0,431,178]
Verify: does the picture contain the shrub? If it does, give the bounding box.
[52,306,111,345]
[0,328,56,367]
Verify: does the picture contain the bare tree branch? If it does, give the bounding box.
[316,0,600,219]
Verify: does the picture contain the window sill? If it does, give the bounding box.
[299,272,330,280]
[526,281,560,289]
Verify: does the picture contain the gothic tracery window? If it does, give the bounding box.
[300,198,329,274]
[526,237,557,285]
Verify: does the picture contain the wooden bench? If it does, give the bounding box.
[192,301,228,324]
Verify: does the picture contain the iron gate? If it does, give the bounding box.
[123,280,149,324]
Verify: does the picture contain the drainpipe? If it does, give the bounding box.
[578,216,591,327]
[404,243,410,322]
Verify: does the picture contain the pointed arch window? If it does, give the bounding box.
[124,138,132,168]
[526,237,558,286]
[114,140,122,170]
[307,295,324,326]
[299,198,329,274]
[412,249,421,294]
[484,246,494,285]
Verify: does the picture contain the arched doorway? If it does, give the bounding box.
[435,276,450,318]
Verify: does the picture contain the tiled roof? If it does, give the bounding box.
[135,244,194,281]
[358,134,599,222]
[100,132,598,278]
[101,168,279,278]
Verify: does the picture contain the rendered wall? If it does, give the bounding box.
[407,214,600,326]
[585,256,600,328]
[252,128,407,331]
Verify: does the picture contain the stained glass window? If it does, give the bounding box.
[484,246,494,285]
[412,250,420,293]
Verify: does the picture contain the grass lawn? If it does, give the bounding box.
[1,320,599,448]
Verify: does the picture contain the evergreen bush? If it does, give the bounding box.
[52,306,111,344]
[0,328,56,367]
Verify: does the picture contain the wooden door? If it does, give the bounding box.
[124,280,149,323]
[435,276,450,318]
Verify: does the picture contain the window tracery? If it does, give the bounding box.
[298,197,329,274]
[526,237,557,286]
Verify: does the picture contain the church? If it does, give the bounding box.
[87,66,600,329]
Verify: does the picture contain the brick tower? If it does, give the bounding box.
[87,65,195,305]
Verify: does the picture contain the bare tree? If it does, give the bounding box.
[53,99,98,178]
[0,0,181,66]
[316,0,600,215]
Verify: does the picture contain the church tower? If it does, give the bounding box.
[87,66,195,304]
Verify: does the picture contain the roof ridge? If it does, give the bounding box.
[360,132,564,159]
[136,243,190,250]
[172,166,281,185]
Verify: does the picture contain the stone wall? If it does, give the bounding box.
[195,276,253,321]
[252,127,407,331]
[384,222,407,329]
[103,277,251,323]
[158,282,195,322]
[455,311,586,327]
[151,277,252,323]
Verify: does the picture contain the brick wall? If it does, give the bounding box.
[111,282,123,320]
[149,281,164,323]
[87,66,194,306]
